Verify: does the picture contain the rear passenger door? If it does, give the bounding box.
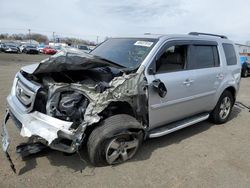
[187,41,222,113]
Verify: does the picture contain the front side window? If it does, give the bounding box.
[223,43,237,66]
[156,45,188,73]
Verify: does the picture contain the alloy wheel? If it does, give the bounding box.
[105,134,139,165]
[219,96,231,120]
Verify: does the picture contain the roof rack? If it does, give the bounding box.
[189,32,228,39]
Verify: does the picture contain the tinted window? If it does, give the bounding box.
[223,43,237,65]
[156,45,188,73]
[190,45,219,69]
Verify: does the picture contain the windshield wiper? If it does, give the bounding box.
[95,55,126,68]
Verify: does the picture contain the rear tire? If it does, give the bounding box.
[209,90,234,124]
[87,114,143,166]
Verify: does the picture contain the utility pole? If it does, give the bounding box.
[28,29,31,44]
[53,32,55,47]
[96,36,99,45]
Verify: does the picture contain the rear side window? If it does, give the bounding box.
[189,45,219,69]
[223,43,237,65]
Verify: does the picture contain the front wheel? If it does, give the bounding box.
[87,114,143,166]
[242,68,248,77]
[209,91,234,124]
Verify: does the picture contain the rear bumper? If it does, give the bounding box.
[2,94,82,154]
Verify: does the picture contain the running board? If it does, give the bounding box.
[149,113,209,138]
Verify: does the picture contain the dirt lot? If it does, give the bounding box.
[0,53,249,188]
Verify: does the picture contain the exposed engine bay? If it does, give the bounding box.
[23,65,123,125]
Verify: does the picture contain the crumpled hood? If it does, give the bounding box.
[21,50,121,75]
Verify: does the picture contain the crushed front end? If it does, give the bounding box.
[1,50,146,173]
[3,71,86,154]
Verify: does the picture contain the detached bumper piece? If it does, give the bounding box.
[2,110,49,173]
[16,142,47,158]
[2,110,16,173]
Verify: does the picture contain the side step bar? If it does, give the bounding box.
[149,113,209,138]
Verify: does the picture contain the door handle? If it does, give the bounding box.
[183,79,194,86]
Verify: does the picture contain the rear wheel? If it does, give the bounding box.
[87,114,143,166]
[209,91,234,124]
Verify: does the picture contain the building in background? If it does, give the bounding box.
[235,43,250,55]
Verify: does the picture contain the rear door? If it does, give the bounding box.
[187,41,222,112]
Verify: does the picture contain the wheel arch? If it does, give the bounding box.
[224,86,236,103]
[213,85,237,110]
[99,101,137,119]
[84,102,143,142]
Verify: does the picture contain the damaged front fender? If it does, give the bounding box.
[46,72,143,127]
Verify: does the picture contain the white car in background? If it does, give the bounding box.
[77,44,91,53]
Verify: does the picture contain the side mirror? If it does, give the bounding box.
[152,79,167,98]
[148,67,155,75]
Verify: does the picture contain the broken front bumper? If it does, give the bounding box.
[2,94,83,155]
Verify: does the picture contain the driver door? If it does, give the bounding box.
[147,41,198,129]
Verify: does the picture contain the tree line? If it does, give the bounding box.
[0,33,96,45]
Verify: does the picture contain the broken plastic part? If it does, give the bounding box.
[16,142,47,158]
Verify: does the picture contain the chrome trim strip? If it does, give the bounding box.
[15,72,41,112]
[17,72,40,92]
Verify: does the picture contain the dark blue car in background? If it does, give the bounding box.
[240,56,250,77]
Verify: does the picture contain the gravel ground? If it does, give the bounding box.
[0,53,249,188]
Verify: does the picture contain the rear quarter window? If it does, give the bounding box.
[223,43,237,65]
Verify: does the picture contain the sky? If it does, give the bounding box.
[0,0,250,43]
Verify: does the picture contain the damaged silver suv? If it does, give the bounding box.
[2,32,241,168]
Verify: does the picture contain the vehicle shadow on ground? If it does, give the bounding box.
[18,107,241,175]
[131,107,242,163]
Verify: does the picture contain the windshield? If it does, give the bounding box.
[91,38,157,69]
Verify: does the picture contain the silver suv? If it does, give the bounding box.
[2,32,241,168]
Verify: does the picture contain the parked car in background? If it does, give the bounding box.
[42,46,57,55]
[37,44,46,53]
[77,44,91,53]
[20,44,39,54]
[240,55,250,77]
[54,45,62,51]
[0,43,4,52]
[2,44,19,53]
[89,45,96,51]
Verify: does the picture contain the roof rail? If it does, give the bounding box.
[189,32,228,39]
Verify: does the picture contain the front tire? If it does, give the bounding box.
[242,68,248,77]
[209,91,234,124]
[87,114,143,166]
